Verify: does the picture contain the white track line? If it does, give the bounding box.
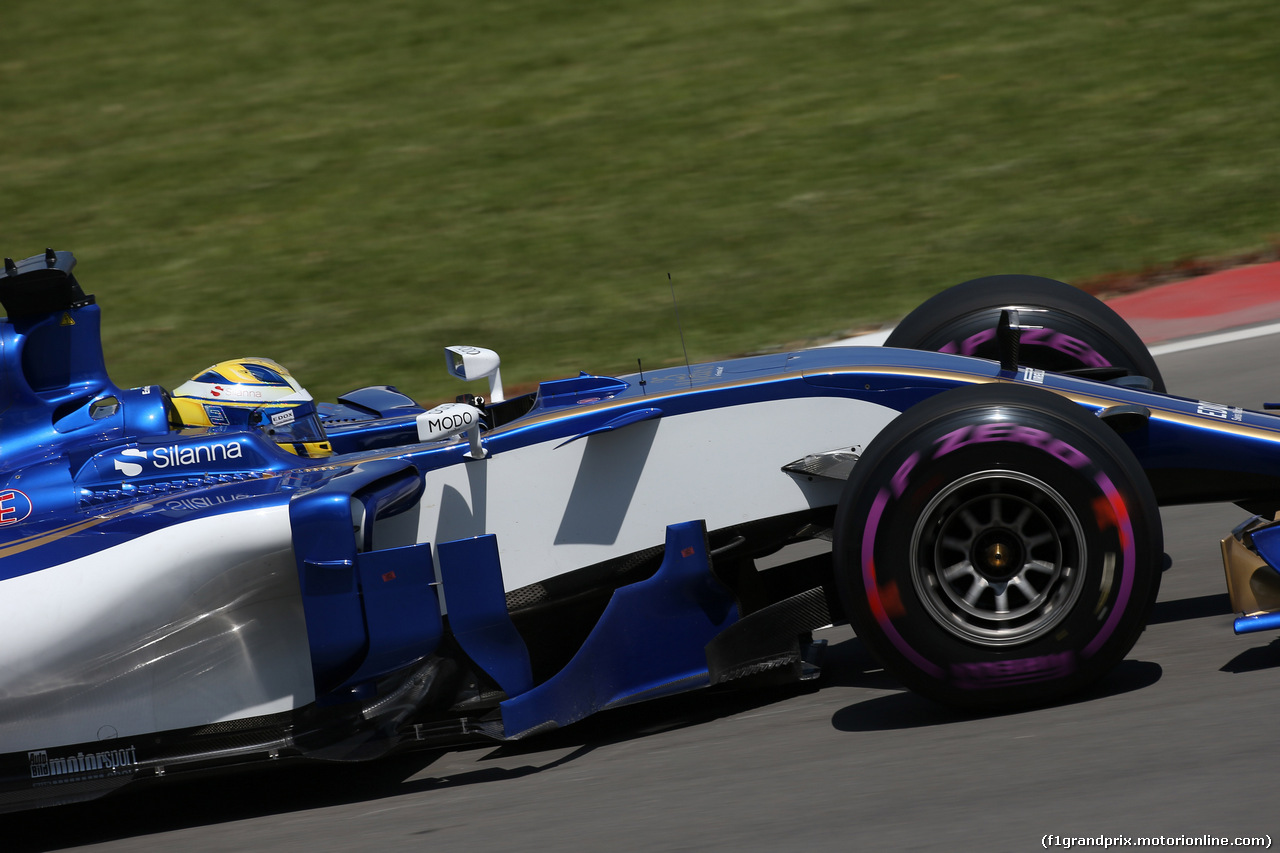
[1148,321,1280,356]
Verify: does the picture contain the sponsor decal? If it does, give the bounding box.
[0,489,33,526]
[270,409,296,427]
[164,493,253,512]
[933,423,1089,469]
[29,745,139,786]
[207,384,266,401]
[152,441,245,469]
[113,440,245,477]
[1197,400,1244,422]
[950,651,1077,689]
[205,404,229,425]
[114,448,147,478]
[942,328,1109,368]
[424,409,474,433]
[417,402,484,443]
[1021,367,1046,384]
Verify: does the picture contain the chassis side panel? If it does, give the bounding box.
[0,506,312,754]
[410,396,901,593]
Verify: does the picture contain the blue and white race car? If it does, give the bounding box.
[3,250,1278,813]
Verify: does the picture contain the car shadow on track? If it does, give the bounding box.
[4,677,831,851]
[828,656,1164,733]
[1220,636,1280,673]
[4,637,1163,850]
[1148,592,1231,624]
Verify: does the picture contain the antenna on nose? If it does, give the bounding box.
[670,273,692,387]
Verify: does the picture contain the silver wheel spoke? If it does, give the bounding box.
[963,576,989,606]
[912,470,1086,647]
[990,497,1004,525]
[1012,505,1033,533]
[1010,576,1037,603]
[1025,531,1055,549]
[992,582,1010,613]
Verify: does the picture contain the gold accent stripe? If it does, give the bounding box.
[0,517,116,560]
[0,473,285,562]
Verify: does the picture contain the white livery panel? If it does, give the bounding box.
[412,396,900,593]
[0,506,312,753]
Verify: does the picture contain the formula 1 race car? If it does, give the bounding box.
[3,250,1279,813]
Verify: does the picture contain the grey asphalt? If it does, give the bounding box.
[12,334,1280,853]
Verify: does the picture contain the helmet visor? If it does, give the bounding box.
[254,400,326,442]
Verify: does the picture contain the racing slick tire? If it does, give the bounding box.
[884,274,1166,392]
[833,383,1163,709]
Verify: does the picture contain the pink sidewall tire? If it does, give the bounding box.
[885,275,1166,393]
[834,383,1163,709]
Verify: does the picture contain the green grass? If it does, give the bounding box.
[2,0,1277,402]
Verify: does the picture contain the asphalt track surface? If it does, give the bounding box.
[11,289,1280,852]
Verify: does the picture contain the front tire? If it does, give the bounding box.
[833,383,1162,708]
[885,274,1165,392]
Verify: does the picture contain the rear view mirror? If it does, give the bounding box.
[444,346,504,403]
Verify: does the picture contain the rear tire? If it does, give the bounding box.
[885,275,1165,392]
[834,383,1162,708]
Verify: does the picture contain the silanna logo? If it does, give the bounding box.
[29,745,139,784]
[113,441,245,477]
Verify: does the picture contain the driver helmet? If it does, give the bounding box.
[169,357,333,457]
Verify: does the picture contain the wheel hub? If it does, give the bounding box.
[972,529,1024,582]
[910,470,1086,647]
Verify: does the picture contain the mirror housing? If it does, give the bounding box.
[444,346,504,403]
[415,402,487,458]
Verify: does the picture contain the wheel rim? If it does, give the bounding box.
[910,470,1086,647]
